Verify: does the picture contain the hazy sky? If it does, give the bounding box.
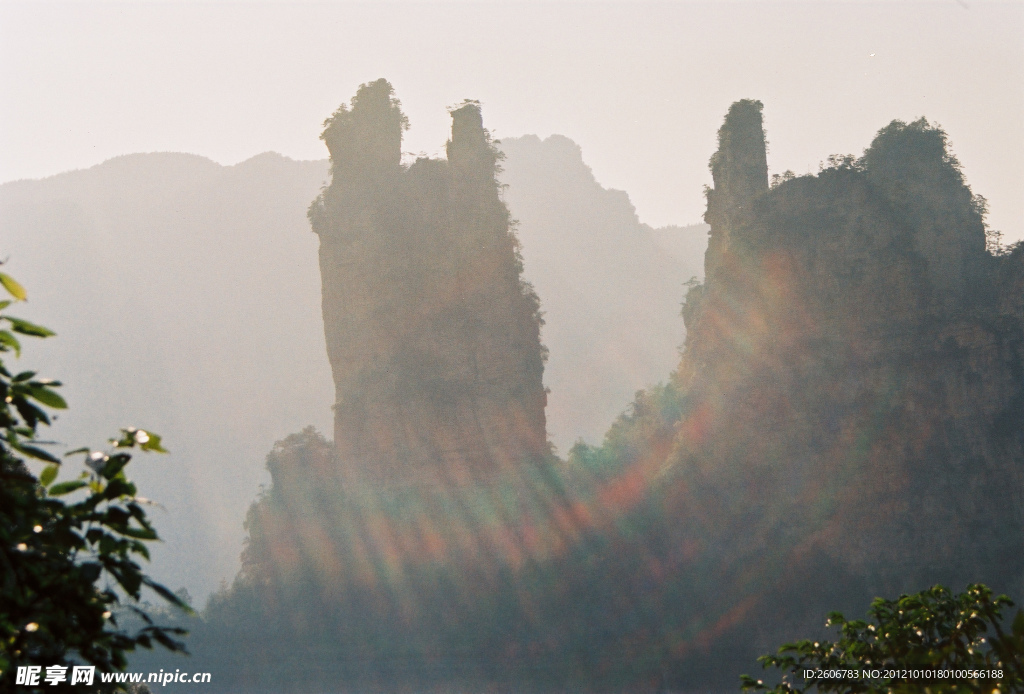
[1,0,1022,241]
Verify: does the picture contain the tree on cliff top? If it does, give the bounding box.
[319,78,408,184]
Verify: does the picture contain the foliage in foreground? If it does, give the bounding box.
[0,269,190,687]
[742,584,1024,694]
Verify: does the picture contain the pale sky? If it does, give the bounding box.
[2,0,1022,241]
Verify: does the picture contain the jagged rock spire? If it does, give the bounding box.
[320,78,405,185]
[309,82,547,485]
[703,99,768,280]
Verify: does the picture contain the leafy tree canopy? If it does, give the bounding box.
[742,584,1024,694]
[0,269,191,689]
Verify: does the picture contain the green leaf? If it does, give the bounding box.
[79,562,103,583]
[145,578,195,615]
[0,273,27,301]
[101,454,131,481]
[17,443,61,463]
[0,330,20,356]
[40,464,59,487]
[120,526,158,540]
[27,385,67,409]
[108,564,143,596]
[140,431,167,453]
[13,396,50,427]
[7,316,55,338]
[150,627,189,653]
[49,479,88,496]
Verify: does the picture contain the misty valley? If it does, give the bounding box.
[3,79,1023,693]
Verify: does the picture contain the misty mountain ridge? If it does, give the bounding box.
[1,150,334,598]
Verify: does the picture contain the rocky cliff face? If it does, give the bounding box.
[542,104,1024,684]
[672,102,1024,610]
[307,80,548,484]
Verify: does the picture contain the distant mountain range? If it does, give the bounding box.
[499,134,706,449]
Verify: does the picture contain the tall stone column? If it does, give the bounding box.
[703,99,769,282]
[309,82,548,486]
